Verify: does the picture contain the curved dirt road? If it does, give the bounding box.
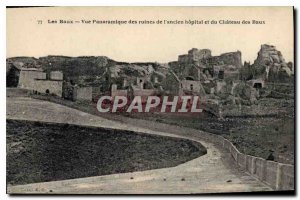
[6,97,272,194]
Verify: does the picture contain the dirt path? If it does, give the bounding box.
[6,97,271,194]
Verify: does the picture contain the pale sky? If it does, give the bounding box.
[7,7,294,63]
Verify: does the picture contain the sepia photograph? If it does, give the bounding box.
[5,6,295,195]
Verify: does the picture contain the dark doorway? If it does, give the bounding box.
[253,83,262,89]
[190,84,194,91]
[218,71,224,80]
[185,76,194,81]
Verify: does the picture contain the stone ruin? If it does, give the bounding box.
[242,44,293,82]
[6,44,294,116]
[166,45,294,115]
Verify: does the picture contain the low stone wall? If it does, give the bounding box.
[222,138,294,191]
[196,131,294,190]
[7,88,30,97]
[33,80,63,97]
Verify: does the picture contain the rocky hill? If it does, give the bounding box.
[242,44,293,82]
[6,56,164,86]
[254,44,286,66]
[7,44,293,86]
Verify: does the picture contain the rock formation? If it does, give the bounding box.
[254,44,286,66]
[241,44,293,82]
[253,44,293,81]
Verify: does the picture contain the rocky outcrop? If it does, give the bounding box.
[6,56,165,85]
[241,44,293,82]
[254,44,285,66]
[254,44,292,80]
[110,64,154,78]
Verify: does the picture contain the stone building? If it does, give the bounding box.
[18,68,46,90]
[166,48,244,98]
[164,70,182,95]
[73,86,93,101]
[63,81,94,102]
[17,68,63,97]
[178,48,212,64]
[170,48,242,83]
[247,79,265,89]
[50,71,64,80]
[104,64,155,92]
[34,79,63,97]
[127,85,158,103]
[150,71,166,88]
[213,64,240,82]
[163,70,206,96]
[206,51,242,68]
[168,61,203,82]
[103,63,166,101]
[111,84,128,98]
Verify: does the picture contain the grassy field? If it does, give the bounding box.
[30,94,294,165]
[7,119,206,186]
[123,111,294,164]
[227,116,294,164]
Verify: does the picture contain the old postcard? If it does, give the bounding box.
[6,6,294,194]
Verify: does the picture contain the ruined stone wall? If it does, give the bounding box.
[215,81,227,93]
[163,72,181,95]
[111,84,128,98]
[18,70,46,90]
[111,90,128,98]
[132,89,157,102]
[198,49,212,59]
[33,80,63,97]
[178,54,190,63]
[207,51,242,68]
[169,62,201,81]
[219,51,242,68]
[177,49,241,68]
[178,48,212,63]
[150,72,165,86]
[180,65,201,81]
[74,87,93,101]
[181,80,203,94]
[50,71,63,80]
[223,71,240,82]
[188,48,202,62]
